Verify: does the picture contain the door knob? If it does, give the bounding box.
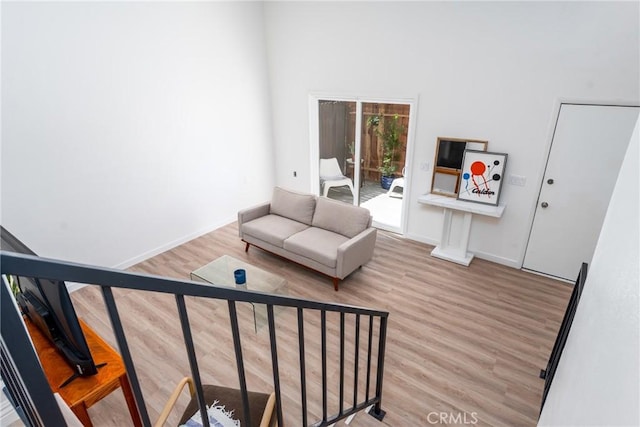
[541,202,549,208]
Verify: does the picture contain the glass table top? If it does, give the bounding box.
[190,255,288,331]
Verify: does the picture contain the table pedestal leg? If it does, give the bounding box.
[431,208,475,266]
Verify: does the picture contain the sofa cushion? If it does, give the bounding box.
[270,187,316,226]
[284,227,349,268]
[242,214,309,248]
[312,197,371,238]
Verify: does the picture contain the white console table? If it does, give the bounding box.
[418,194,506,266]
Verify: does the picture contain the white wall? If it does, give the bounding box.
[264,1,640,266]
[1,2,275,268]
[2,2,638,271]
[538,120,639,426]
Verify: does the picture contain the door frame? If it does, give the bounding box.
[521,98,640,273]
[308,93,418,235]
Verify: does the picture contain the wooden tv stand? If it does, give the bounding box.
[24,317,142,427]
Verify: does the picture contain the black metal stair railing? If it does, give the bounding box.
[0,251,389,427]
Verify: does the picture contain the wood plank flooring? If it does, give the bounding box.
[70,222,571,426]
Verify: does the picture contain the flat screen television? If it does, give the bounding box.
[436,139,468,169]
[1,226,99,386]
[17,277,99,384]
[539,262,588,412]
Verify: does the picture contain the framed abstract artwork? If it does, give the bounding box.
[457,150,508,206]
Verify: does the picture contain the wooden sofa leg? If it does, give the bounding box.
[333,277,339,291]
[244,242,250,252]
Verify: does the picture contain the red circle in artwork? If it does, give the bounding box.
[470,161,486,176]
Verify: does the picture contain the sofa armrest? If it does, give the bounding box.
[336,227,377,279]
[238,202,271,237]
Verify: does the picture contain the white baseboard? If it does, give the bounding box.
[403,232,521,269]
[113,217,236,270]
[403,232,439,247]
[68,217,235,293]
[470,250,521,269]
[522,268,573,284]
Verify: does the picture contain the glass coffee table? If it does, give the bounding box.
[190,255,287,331]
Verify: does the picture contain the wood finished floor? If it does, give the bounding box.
[70,222,571,427]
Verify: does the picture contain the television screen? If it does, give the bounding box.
[437,140,467,169]
[18,276,98,381]
[1,226,98,384]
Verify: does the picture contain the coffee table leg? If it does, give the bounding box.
[251,303,258,333]
[119,374,143,427]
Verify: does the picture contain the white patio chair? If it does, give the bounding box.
[320,158,354,197]
[387,166,406,198]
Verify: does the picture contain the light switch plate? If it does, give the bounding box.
[508,174,527,187]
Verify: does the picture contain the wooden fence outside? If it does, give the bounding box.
[319,101,410,186]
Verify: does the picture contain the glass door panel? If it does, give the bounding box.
[318,100,357,204]
[359,103,410,230]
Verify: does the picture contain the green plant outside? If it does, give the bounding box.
[375,114,405,177]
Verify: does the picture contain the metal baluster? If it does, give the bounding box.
[101,286,151,426]
[298,307,308,426]
[339,312,345,416]
[365,315,374,402]
[228,300,252,427]
[176,295,209,427]
[353,314,360,408]
[267,305,283,426]
[370,316,388,421]
[321,310,327,423]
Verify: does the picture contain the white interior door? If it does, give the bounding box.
[523,104,639,280]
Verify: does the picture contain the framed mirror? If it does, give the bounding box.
[431,137,488,197]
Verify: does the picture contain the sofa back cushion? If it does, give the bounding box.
[270,187,317,225]
[312,197,371,238]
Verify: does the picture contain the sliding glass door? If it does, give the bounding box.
[313,97,412,232]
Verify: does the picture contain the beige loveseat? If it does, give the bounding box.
[238,187,377,291]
